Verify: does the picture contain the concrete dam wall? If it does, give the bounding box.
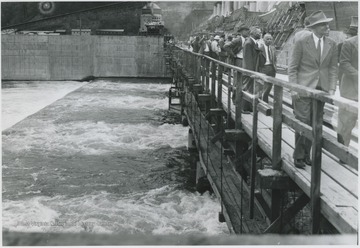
[2,35,167,80]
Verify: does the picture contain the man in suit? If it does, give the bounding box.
[258,33,277,103]
[288,10,338,168]
[242,26,262,112]
[223,26,250,67]
[337,16,358,148]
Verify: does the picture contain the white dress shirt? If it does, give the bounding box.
[264,44,272,65]
[312,33,324,56]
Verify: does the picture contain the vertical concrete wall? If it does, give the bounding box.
[2,35,51,80]
[2,35,167,80]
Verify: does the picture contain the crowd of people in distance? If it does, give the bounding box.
[180,10,358,169]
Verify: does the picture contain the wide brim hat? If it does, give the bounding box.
[306,10,333,27]
[214,35,221,40]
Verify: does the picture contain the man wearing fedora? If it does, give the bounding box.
[288,10,338,169]
[337,16,358,150]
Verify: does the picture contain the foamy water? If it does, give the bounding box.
[3,121,189,155]
[3,186,227,235]
[2,81,87,130]
[2,80,229,236]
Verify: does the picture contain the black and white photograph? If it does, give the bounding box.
[1,1,358,245]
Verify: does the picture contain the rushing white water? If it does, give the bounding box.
[2,81,87,130]
[2,80,229,236]
[3,187,226,235]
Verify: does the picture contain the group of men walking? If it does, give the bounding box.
[189,10,358,169]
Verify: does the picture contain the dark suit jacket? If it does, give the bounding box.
[339,35,358,101]
[223,37,243,58]
[243,37,261,72]
[288,33,338,92]
[258,44,277,71]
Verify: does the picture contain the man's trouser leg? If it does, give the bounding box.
[337,107,357,147]
[242,76,254,112]
[260,65,276,103]
[293,97,312,160]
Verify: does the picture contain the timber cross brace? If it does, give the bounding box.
[165,44,358,235]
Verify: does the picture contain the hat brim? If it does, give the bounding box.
[307,18,333,27]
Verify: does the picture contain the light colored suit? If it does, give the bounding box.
[339,36,358,101]
[288,33,338,92]
[338,35,358,146]
[288,33,338,160]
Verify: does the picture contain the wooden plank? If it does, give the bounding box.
[198,94,212,102]
[279,127,358,198]
[241,112,358,207]
[224,129,248,141]
[238,112,358,233]
[258,101,272,116]
[283,113,358,170]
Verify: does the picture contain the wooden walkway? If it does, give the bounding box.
[166,45,358,236]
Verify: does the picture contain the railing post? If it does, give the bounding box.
[201,57,205,88]
[217,63,223,108]
[250,83,259,219]
[311,98,324,234]
[227,69,232,128]
[205,58,210,93]
[211,60,216,108]
[271,84,283,222]
[197,56,201,84]
[272,85,283,170]
[234,70,243,130]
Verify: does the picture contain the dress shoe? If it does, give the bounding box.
[294,159,305,169]
[304,157,312,166]
[241,110,251,114]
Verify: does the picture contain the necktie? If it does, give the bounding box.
[317,38,321,62]
[268,46,271,63]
